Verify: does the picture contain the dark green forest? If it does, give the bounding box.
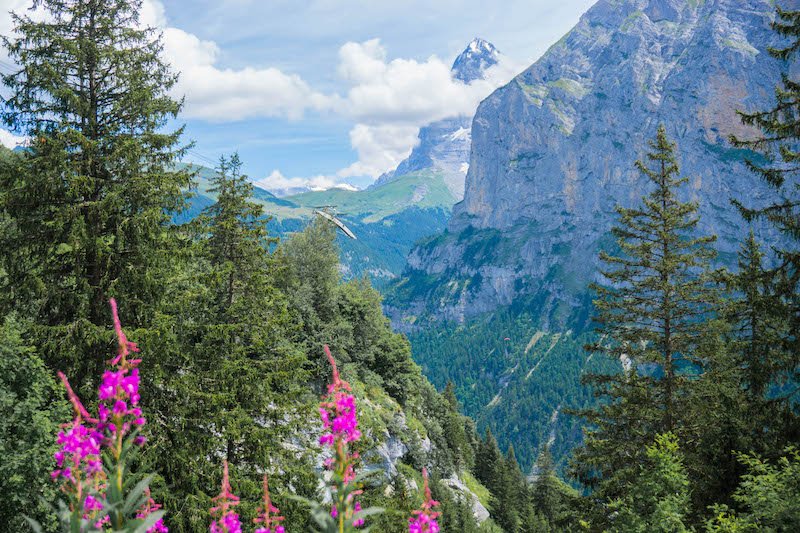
[0,1,799,532]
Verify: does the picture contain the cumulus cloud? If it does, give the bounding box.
[0,0,526,187]
[0,128,26,148]
[140,0,523,178]
[161,27,335,121]
[254,169,358,196]
[137,0,334,121]
[338,38,511,124]
[334,39,524,178]
[336,123,420,178]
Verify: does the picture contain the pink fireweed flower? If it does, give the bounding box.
[408,469,440,533]
[319,346,361,446]
[97,300,146,447]
[253,475,285,533]
[352,501,365,528]
[210,461,241,533]
[52,372,106,520]
[109,298,140,366]
[319,345,365,529]
[137,488,169,533]
[52,299,166,529]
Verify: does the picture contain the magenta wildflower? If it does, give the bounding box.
[352,501,365,528]
[319,346,361,448]
[137,488,169,533]
[408,469,440,533]
[319,345,366,529]
[253,475,285,533]
[97,300,146,449]
[210,461,242,533]
[52,372,106,522]
[51,299,167,530]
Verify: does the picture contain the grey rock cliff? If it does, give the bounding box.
[390,0,791,329]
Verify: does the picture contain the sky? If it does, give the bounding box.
[0,0,597,190]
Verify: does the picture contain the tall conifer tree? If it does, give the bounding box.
[151,155,311,531]
[573,126,719,504]
[0,0,191,387]
[730,5,800,434]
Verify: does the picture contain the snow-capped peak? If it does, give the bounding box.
[451,37,500,83]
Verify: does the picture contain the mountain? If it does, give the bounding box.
[371,38,501,199]
[180,165,457,283]
[387,0,790,473]
[451,37,500,83]
[389,0,785,331]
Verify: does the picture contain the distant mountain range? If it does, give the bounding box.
[179,165,456,283]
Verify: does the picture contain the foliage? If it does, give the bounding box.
[729,3,800,447]
[705,447,800,533]
[0,315,68,531]
[143,156,312,532]
[607,433,691,533]
[408,310,614,472]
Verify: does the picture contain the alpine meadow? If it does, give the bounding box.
[0,1,799,532]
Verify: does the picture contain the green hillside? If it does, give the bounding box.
[288,170,457,222]
[407,308,619,475]
[181,166,458,283]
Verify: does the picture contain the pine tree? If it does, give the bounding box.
[726,232,785,400]
[730,5,800,433]
[475,428,503,492]
[0,0,191,390]
[491,445,527,533]
[530,446,560,525]
[573,125,720,504]
[149,156,311,531]
[442,381,472,470]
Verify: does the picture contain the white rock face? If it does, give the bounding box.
[443,474,491,522]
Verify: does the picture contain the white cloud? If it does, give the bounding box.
[334,39,524,178]
[140,0,167,28]
[142,0,523,178]
[143,0,334,121]
[162,27,336,121]
[0,128,26,148]
[254,169,358,195]
[337,123,420,178]
[0,1,527,187]
[339,39,499,124]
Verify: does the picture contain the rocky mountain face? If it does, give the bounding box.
[372,38,501,199]
[389,0,789,330]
